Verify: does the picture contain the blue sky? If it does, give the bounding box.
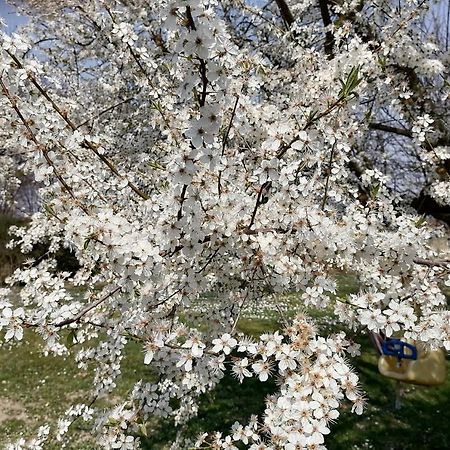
[0,0,28,32]
[0,0,447,44]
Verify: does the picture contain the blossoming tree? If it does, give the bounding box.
[0,0,449,448]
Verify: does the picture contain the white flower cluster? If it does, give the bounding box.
[0,0,448,449]
[430,181,450,206]
[0,155,21,214]
[411,114,434,143]
[194,316,363,450]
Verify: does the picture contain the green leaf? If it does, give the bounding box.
[140,423,148,437]
[66,329,77,347]
[338,66,363,99]
[148,160,165,170]
[370,183,381,198]
[308,110,319,122]
[83,232,97,249]
[415,214,427,228]
[44,203,55,217]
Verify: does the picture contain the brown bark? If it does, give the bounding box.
[318,0,335,57]
[274,0,295,26]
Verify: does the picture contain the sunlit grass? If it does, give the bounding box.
[0,274,448,449]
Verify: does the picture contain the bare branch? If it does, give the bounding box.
[369,122,413,138]
[248,182,271,230]
[318,0,334,57]
[177,184,188,222]
[274,0,295,26]
[413,258,450,268]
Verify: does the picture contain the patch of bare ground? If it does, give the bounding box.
[0,396,29,424]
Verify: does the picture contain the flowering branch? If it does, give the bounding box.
[54,286,122,327]
[6,50,150,201]
[321,142,337,210]
[0,75,87,212]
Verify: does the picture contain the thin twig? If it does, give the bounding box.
[6,50,149,201]
[248,181,270,230]
[126,45,178,143]
[198,59,208,107]
[196,247,221,274]
[218,95,240,196]
[413,258,450,268]
[54,286,121,327]
[75,95,137,130]
[277,96,346,160]
[321,142,336,210]
[222,95,240,154]
[177,184,188,221]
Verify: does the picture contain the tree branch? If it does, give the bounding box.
[54,286,121,327]
[413,258,450,268]
[218,95,239,196]
[318,0,335,57]
[274,0,295,26]
[6,50,149,201]
[75,95,137,130]
[177,184,188,221]
[369,122,413,138]
[247,181,271,230]
[185,6,209,108]
[0,76,88,212]
[321,142,337,210]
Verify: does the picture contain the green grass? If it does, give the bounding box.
[0,271,448,449]
[1,319,448,449]
[0,334,149,449]
[139,319,450,450]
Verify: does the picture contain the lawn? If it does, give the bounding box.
[0,276,449,449]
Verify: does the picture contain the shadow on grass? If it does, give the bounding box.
[0,277,448,450]
[327,337,450,450]
[140,335,450,450]
[140,369,277,449]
